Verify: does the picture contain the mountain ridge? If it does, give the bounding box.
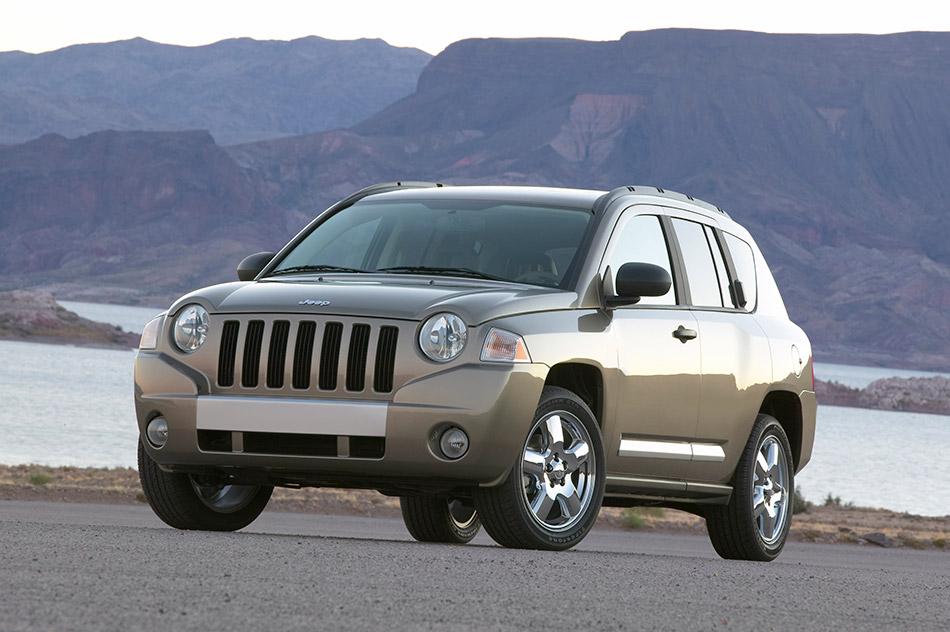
[3,29,950,369]
[0,36,431,145]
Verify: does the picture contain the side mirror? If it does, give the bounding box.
[605,262,672,308]
[237,252,276,281]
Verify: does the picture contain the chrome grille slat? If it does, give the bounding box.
[318,322,344,391]
[374,326,399,393]
[292,321,317,389]
[241,320,265,388]
[346,324,371,391]
[217,321,240,387]
[266,320,290,388]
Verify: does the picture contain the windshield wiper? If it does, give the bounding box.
[267,264,369,277]
[377,266,505,281]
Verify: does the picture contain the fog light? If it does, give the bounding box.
[146,417,168,448]
[439,427,469,459]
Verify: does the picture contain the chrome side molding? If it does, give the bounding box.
[618,438,726,462]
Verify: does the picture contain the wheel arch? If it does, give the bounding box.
[543,362,605,428]
[759,390,803,470]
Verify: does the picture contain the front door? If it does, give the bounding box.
[600,209,701,480]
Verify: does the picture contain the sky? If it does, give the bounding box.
[2,0,950,55]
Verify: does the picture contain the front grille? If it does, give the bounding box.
[216,319,400,394]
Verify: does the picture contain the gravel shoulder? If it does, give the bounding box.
[2,464,947,552]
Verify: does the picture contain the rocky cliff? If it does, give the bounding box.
[0,290,138,348]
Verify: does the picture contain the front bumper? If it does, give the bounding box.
[134,351,547,492]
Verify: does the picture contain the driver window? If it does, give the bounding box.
[607,214,676,305]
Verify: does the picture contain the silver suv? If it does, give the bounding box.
[135,182,815,561]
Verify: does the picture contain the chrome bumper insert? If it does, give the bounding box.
[196,397,387,437]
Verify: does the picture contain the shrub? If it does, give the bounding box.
[793,487,813,513]
[29,471,54,486]
[621,507,666,529]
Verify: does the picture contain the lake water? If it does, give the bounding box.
[57,300,164,335]
[1,302,947,516]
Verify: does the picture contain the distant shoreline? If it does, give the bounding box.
[0,289,138,350]
[816,377,950,416]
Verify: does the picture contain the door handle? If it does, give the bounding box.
[672,326,697,343]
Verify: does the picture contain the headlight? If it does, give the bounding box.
[173,304,210,353]
[139,314,165,350]
[418,312,467,362]
[480,328,531,363]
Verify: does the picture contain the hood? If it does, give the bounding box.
[183,276,579,325]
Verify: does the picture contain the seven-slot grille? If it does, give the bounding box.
[217,319,399,394]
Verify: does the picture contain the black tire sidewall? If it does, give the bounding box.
[138,440,272,531]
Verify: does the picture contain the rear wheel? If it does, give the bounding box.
[137,440,272,531]
[475,386,605,551]
[705,414,793,561]
[400,496,481,544]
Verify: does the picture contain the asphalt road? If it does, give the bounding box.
[2,501,948,631]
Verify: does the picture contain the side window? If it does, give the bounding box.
[705,225,734,308]
[671,218,723,308]
[724,233,757,311]
[607,214,675,305]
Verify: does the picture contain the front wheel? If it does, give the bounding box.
[475,386,605,551]
[400,496,481,544]
[705,414,794,561]
[137,440,273,531]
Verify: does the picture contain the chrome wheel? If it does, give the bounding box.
[754,436,789,545]
[520,409,596,532]
[189,476,261,513]
[447,499,478,530]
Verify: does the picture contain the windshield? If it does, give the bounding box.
[268,199,593,289]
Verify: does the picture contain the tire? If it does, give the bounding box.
[474,386,605,551]
[705,414,794,561]
[137,440,273,531]
[400,496,481,544]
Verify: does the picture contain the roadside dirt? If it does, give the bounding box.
[3,464,947,551]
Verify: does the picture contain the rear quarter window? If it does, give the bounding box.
[724,233,757,311]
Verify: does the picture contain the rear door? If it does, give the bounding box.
[666,219,772,484]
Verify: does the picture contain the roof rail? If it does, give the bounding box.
[332,181,444,209]
[592,185,729,218]
[592,186,638,215]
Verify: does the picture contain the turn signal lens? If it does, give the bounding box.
[480,328,531,363]
[139,314,164,350]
